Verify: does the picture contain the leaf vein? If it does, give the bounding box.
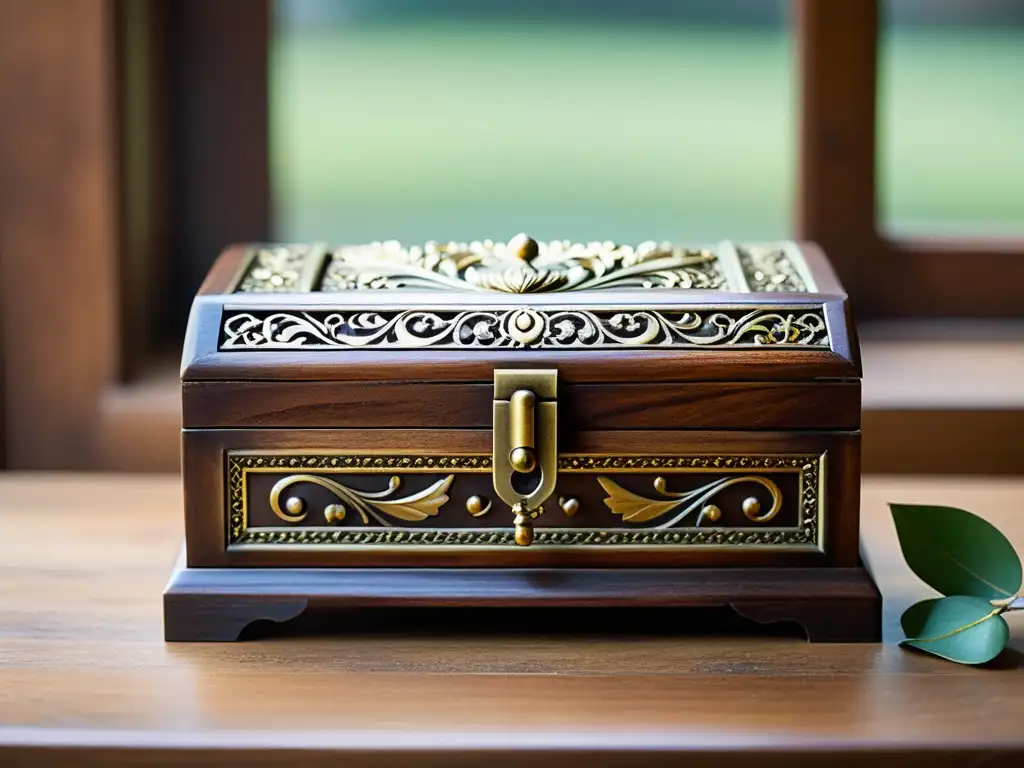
[909,608,1001,644]
[911,523,1015,598]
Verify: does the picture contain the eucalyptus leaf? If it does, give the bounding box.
[900,595,1008,665]
[901,597,941,638]
[889,503,1021,600]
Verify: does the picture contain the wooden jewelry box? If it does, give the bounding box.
[165,235,881,642]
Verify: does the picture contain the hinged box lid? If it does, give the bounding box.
[183,236,858,381]
[181,236,859,432]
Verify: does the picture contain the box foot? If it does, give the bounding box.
[164,550,880,643]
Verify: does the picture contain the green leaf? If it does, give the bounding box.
[899,595,1009,665]
[889,503,1021,600]
[901,597,941,638]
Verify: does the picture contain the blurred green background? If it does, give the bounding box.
[270,0,1024,244]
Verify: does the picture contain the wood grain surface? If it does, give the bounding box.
[182,380,862,431]
[2,474,1024,766]
[795,0,877,303]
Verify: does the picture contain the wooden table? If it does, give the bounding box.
[2,474,1024,766]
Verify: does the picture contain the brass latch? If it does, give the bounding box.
[493,369,558,546]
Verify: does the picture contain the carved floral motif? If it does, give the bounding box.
[319,235,726,294]
[231,237,816,294]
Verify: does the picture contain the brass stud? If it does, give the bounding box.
[559,497,580,517]
[509,446,537,474]
[742,497,761,519]
[466,495,491,517]
[507,233,539,263]
[701,504,722,523]
[324,503,345,523]
[284,496,305,517]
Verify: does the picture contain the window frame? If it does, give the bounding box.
[0,0,269,470]
[0,0,1020,473]
[796,0,1024,319]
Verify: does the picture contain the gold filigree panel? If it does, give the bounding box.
[230,237,815,294]
[233,243,326,293]
[219,307,830,350]
[227,452,824,550]
[737,245,811,292]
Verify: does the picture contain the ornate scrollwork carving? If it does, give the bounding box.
[220,307,829,350]
[269,473,454,526]
[227,452,823,550]
[598,475,782,527]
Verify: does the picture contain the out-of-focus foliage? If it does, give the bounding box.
[271,0,1024,243]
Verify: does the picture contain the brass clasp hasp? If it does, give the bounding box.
[492,369,558,546]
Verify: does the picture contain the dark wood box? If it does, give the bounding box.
[166,236,880,641]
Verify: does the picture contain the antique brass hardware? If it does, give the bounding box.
[508,390,537,473]
[493,369,558,546]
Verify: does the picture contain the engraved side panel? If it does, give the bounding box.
[228,453,824,552]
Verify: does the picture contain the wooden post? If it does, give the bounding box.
[795,0,879,307]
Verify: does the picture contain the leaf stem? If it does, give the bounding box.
[1001,597,1024,612]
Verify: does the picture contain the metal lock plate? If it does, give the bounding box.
[492,369,558,545]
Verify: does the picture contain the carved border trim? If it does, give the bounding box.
[219,306,831,351]
[227,452,824,550]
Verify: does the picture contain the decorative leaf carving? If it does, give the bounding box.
[374,476,454,521]
[270,473,454,526]
[597,477,680,522]
[598,475,782,527]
